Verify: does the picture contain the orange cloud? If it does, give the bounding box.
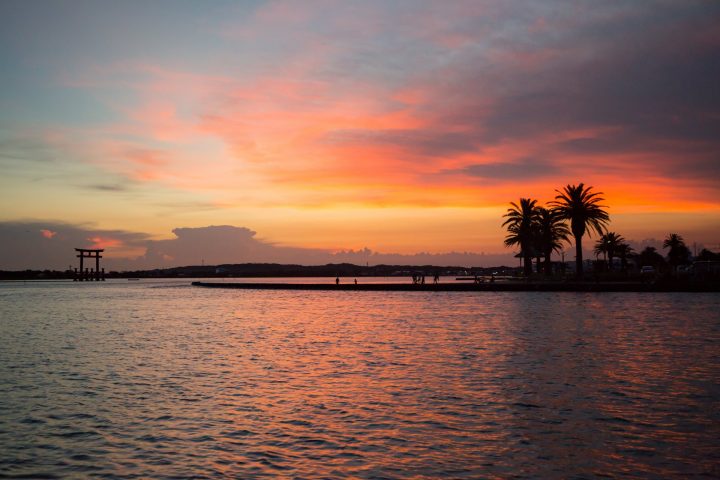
[86,236,123,250]
[40,229,57,239]
[53,51,720,231]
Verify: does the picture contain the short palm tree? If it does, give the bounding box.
[663,233,691,271]
[593,232,625,271]
[550,183,610,277]
[616,242,634,272]
[536,207,570,276]
[502,198,539,277]
[639,246,665,269]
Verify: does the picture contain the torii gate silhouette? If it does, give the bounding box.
[74,248,105,281]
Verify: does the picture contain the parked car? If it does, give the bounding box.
[640,265,656,275]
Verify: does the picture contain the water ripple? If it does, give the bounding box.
[1,282,719,478]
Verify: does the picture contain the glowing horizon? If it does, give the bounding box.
[1,1,719,267]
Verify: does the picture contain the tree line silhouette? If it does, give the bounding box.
[503,183,699,278]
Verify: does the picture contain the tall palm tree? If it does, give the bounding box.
[550,183,610,278]
[536,207,570,276]
[663,233,691,271]
[593,232,625,271]
[502,198,539,277]
[531,222,543,275]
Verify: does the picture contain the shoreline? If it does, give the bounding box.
[191,281,719,292]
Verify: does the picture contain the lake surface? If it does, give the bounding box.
[1,279,719,478]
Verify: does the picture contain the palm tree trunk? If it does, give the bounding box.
[523,253,532,277]
[544,254,552,276]
[575,235,583,278]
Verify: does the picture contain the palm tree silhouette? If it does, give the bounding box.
[551,183,610,278]
[616,241,634,272]
[593,232,625,271]
[536,207,570,276]
[639,246,665,269]
[697,248,720,261]
[503,198,539,277]
[663,233,691,271]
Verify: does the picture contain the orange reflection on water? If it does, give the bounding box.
[2,282,717,477]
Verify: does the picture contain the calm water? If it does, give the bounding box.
[1,279,719,479]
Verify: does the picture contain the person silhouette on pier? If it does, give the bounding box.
[335,276,340,285]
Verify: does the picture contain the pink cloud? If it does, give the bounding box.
[40,229,57,239]
[86,236,123,250]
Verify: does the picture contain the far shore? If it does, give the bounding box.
[191,280,720,293]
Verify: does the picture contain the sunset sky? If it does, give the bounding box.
[1,1,719,269]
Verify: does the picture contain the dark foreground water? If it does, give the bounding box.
[1,280,719,479]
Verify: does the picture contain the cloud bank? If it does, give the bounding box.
[0,223,517,270]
